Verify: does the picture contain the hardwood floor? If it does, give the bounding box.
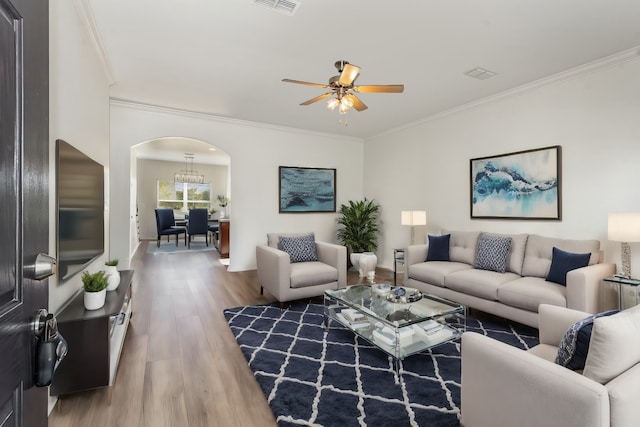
[48,241,394,427]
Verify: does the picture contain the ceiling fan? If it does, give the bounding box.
[282,60,404,114]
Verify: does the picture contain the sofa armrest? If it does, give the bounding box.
[461,332,609,427]
[566,262,616,314]
[256,245,291,300]
[316,242,347,287]
[538,304,591,346]
[406,244,428,266]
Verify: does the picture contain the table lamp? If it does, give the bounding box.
[401,211,427,245]
[608,212,640,278]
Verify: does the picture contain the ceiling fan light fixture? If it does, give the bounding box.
[326,98,339,110]
[338,103,350,114]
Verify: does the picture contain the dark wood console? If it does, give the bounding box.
[51,270,134,396]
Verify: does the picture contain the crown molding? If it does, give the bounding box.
[110,99,364,143]
[72,0,115,85]
[370,46,640,140]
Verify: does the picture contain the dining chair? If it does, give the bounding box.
[187,208,209,248]
[154,208,187,247]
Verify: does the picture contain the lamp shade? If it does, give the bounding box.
[401,211,427,226]
[608,213,640,242]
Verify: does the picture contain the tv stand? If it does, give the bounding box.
[51,270,134,398]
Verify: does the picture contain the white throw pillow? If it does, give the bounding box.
[582,304,640,384]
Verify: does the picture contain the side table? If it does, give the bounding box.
[394,248,405,285]
[602,276,640,310]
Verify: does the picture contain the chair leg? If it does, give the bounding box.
[157,237,160,247]
[188,235,190,249]
[260,286,263,295]
[175,234,179,246]
[206,233,208,247]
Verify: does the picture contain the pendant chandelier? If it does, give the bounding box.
[174,153,204,184]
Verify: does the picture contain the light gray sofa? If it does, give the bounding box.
[406,231,616,327]
[461,304,640,427]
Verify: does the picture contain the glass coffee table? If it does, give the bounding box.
[324,284,465,373]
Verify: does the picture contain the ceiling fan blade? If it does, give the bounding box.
[338,64,361,86]
[353,84,404,93]
[300,92,334,106]
[282,79,330,88]
[344,94,368,112]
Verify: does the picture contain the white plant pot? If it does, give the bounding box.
[219,209,225,219]
[359,252,377,280]
[350,253,362,273]
[84,289,106,310]
[105,266,120,291]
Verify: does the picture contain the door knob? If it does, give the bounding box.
[25,253,57,280]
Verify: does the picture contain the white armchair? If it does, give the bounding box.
[461,304,640,427]
[256,233,347,304]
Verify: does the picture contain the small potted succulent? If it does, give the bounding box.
[104,259,120,291]
[82,270,109,310]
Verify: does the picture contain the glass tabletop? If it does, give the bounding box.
[325,284,464,328]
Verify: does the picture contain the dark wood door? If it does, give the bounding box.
[0,0,50,425]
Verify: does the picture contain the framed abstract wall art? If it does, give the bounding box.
[470,146,561,220]
[279,166,336,213]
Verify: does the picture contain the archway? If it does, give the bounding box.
[130,136,231,253]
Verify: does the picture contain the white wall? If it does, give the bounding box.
[49,0,111,312]
[110,102,364,271]
[366,56,640,276]
[136,158,228,240]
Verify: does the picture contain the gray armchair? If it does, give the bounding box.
[256,233,347,304]
[461,304,640,427]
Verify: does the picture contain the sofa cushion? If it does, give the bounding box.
[546,247,591,286]
[278,233,318,263]
[555,310,618,370]
[497,276,567,312]
[289,261,337,288]
[474,233,512,273]
[521,235,600,278]
[408,261,472,288]
[583,304,640,384]
[482,232,529,275]
[426,234,450,261]
[446,269,520,301]
[444,230,480,265]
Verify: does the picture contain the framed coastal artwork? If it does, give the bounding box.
[279,166,336,213]
[470,145,561,220]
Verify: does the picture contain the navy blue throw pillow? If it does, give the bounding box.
[555,310,619,370]
[546,247,591,286]
[426,234,450,262]
[278,233,318,263]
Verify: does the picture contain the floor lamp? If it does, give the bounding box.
[401,211,427,245]
[608,212,640,278]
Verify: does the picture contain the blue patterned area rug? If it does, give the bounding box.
[224,303,538,427]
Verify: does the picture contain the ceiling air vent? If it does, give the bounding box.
[253,0,301,16]
[464,67,497,80]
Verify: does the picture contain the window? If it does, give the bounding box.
[158,180,211,212]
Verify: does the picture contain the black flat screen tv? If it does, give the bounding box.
[56,139,105,281]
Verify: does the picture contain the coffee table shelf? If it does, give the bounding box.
[324,285,465,371]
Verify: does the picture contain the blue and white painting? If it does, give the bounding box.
[279,166,336,213]
[471,146,560,219]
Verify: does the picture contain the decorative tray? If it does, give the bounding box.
[386,287,423,304]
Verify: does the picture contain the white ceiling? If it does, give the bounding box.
[87,0,640,144]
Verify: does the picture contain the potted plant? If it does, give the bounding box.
[217,194,229,218]
[104,259,120,291]
[336,198,380,278]
[82,270,109,310]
